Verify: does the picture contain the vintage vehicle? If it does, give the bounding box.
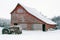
[2,27,22,34]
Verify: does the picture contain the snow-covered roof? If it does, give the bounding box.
[11,3,57,25]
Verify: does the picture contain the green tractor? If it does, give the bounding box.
[2,23,22,34]
[2,27,22,34]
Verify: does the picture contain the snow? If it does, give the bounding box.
[0,27,3,34]
[0,27,60,40]
[15,3,56,25]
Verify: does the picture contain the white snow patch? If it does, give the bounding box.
[0,27,3,34]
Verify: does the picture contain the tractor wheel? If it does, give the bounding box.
[2,29,9,34]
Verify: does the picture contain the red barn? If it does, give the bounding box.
[10,3,56,31]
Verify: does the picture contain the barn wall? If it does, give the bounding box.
[45,24,56,30]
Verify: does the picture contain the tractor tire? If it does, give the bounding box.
[2,29,9,34]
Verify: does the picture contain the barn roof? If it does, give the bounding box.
[11,3,56,25]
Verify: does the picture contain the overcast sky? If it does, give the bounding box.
[0,0,60,19]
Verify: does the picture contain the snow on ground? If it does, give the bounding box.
[0,27,4,34]
[0,27,60,40]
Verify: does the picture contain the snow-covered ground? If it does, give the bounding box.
[0,27,60,40]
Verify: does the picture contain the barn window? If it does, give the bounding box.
[17,8,24,13]
[14,23,18,25]
[20,16,25,22]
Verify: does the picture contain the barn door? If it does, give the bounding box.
[32,24,42,30]
[19,24,27,30]
[42,24,46,31]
